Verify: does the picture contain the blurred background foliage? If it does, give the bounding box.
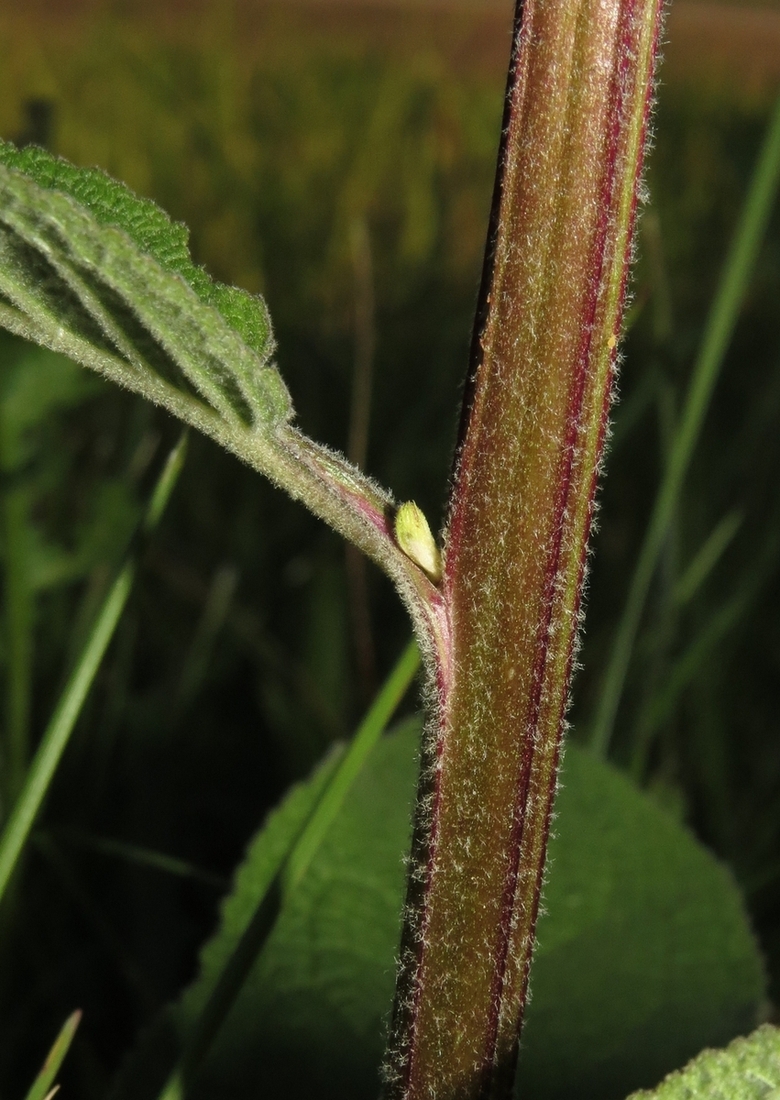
[0,0,779,1095]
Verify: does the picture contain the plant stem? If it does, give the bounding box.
[384,0,663,1094]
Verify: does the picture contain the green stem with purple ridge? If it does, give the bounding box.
[383,0,663,1095]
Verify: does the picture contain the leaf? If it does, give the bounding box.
[517,746,765,1099]
[23,1010,81,1100]
[108,743,345,1100]
[184,718,420,1099]
[178,744,346,1020]
[115,721,764,1100]
[625,1025,780,1099]
[0,332,97,471]
[0,141,290,432]
[0,146,420,623]
[135,643,420,1100]
[0,333,126,591]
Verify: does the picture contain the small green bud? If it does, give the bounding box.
[394,501,443,584]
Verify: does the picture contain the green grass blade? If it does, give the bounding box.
[156,638,420,1100]
[22,1010,82,1100]
[672,510,742,606]
[630,592,748,781]
[143,434,189,533]
[0,435,187,905]
[590,93,780,757]
[0,567,133,904]
[630,512,780,779]
[284,638,420,889]
[57,829,227,890]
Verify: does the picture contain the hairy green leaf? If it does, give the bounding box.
[626,1025,780,1100]
[0,141,290,431]
[0,146,428,633]
[114,721,764,1100]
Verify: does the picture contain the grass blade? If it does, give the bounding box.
[0,434,187,905]
[630,512,780,779]
[57,829,227,890]
[590,93,780,757]
[22,1010,82,1100]
[284,638,419,888]
[672,510,742,607]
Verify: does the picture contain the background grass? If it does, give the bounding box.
[0,1,779,1096]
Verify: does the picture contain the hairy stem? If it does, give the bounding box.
[384,0,663,1095]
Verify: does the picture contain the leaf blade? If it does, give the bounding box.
[0,153,291,429]
[625,1025,780,1100]
[113,726,763,1100]
[0,141,272,358]
[0,143,434,646]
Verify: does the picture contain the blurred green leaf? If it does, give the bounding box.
[116,719,764,1100]
[626,1024,780,1099]
[145,643,419,1100]
[518,746,764,1100]
[175,720,417,1100]
[0,336,96,472]
[108,745,345,1100]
